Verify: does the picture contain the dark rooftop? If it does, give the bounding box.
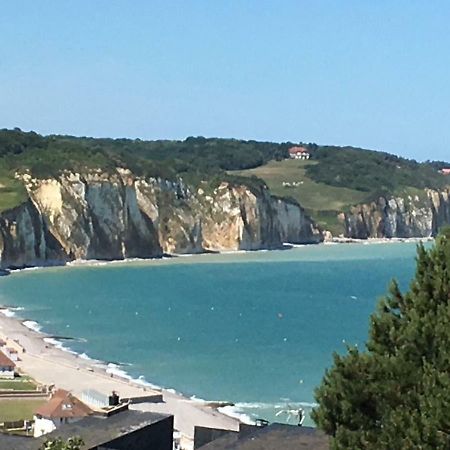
[198,424,329,450]
[45,409,171,448]
[0,434,37,450]
[0,410,172,450]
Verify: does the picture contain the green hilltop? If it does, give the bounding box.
[0,128,449,234]
[233,147,450,234]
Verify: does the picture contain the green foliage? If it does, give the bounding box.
[222,173,267,194]
[0,128,46,158]
[0,128,289,181]
[70,135,290,171]
[307,146,448,195]
[0,129,448,226]
[0,167,28,213]
[438,225,450,239]
[0,129,290,211]
[40,437,84,450]
[426,160,450,171]
[312,232,450,449]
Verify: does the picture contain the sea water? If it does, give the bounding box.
[0,242,422,424]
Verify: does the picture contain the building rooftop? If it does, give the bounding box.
[0,434,37,450]
[35,389,93,419]
[0,410,172,450]
[44,409,172,448]
[0,350,15,368]
[198,424,329,450]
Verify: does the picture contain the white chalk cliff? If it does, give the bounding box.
[340,189,450,238]
[0,169,322,268]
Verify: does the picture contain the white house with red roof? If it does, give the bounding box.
[440,168,450,175]
[33,389,93,437]
[288,146,310,160]
[0,350,15,379]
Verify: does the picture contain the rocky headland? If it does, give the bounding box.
[340,189,450,239]
[0,169,322,269]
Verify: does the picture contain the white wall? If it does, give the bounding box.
[33,417,56,437]
[0,367,14,379]
[33,416,84,437]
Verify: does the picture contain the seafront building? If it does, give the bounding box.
[33,389,93,437]
[0,409,174,450]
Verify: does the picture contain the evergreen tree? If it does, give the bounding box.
[312,228,450,449]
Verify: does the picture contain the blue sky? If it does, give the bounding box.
[1,1,449,161]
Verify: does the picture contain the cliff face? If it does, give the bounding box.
[0,169,322,268]
[340,189,450,239]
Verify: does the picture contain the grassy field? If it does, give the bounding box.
[0,377,37,391]
[0,169,28,213]
[232,159,369,235]
[0,399,46,421]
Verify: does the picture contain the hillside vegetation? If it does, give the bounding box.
[236,147,449,234]
[308,145,447,194]
[0,129,448,230]
[233,160,369,234]
[0,168,28,212]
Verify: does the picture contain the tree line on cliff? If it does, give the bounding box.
[0,128,448,212]
[306,145,449,195]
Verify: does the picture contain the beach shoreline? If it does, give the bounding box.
[0,235,434,276]
[0,237,431,444]
[0,307,239,447]
[326,236,433,245]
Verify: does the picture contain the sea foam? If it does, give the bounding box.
[217,405,255,425]
[23,320,42,333]
[106,362,133,380]
[0,308,16,317]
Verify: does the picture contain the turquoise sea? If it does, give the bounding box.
[0,243,422,424]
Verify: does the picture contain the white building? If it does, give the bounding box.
[33,389,92,437]
[0,350,15,379]
[288,146,310,160]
